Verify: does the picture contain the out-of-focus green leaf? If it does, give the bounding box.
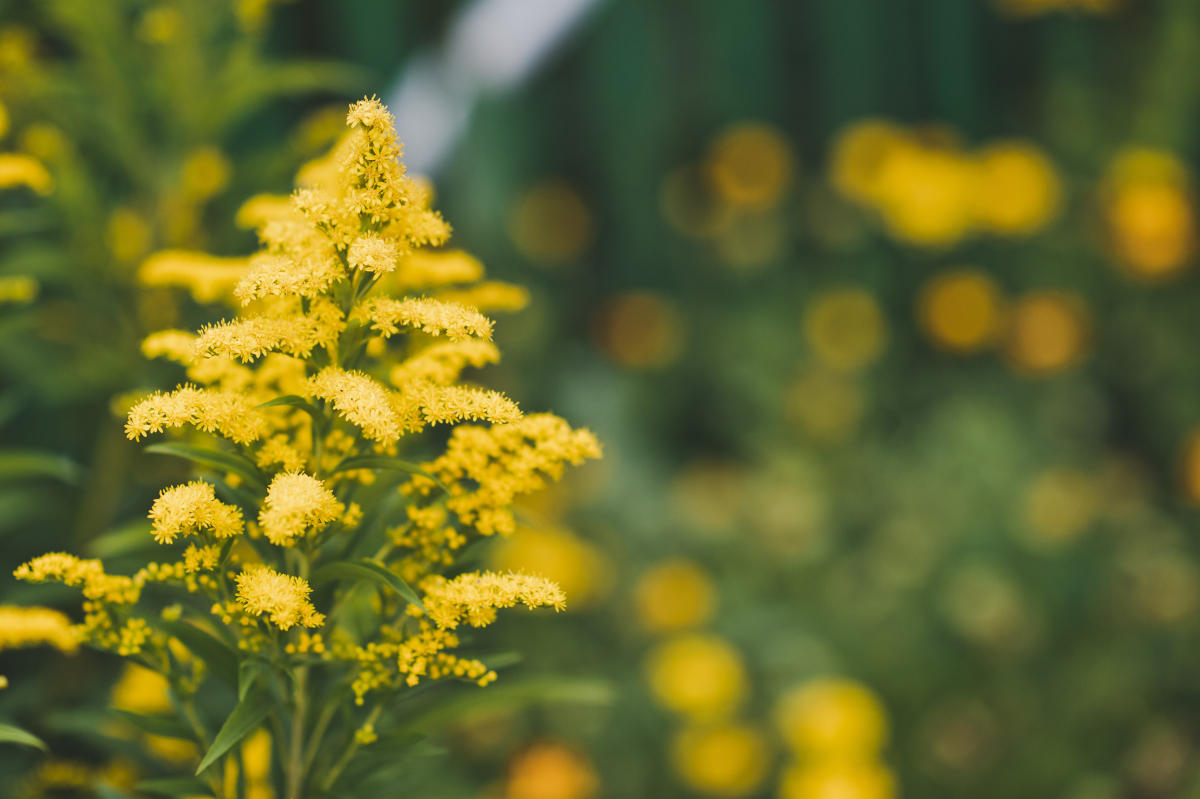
[135,776,214,797]
[311,559,425,611]
[0,451,82,484]
[0,723,47,750]
[86,519,154,558]
[109,709,194,740]
[401,678,615,733]
[156,619,239,689]
[329,455,446,492]
[144,443,267,493]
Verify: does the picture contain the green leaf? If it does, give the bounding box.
[0,723,46,750]
[238,659,270,702]
[144,443,267,492]
[328,456,448,492]
[156,620,239,688]
[311,559,425,611]
[256,394,318,416]
[195,688,273,775]
[109,709,193,740]
[86,520,155,558]
[95,785,137,799]
[0,451,82,484]
[135,776,214,797]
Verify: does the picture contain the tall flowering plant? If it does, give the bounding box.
[13,98,600,798]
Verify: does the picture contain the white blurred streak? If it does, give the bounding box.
[387,0,601,175]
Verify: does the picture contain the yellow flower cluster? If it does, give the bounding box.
[235,566,324,630]
[1101,147,1195,280]
[995,0,1118,15]
[149,481,244,544]
[0,605,80,654]
[14,96,600,790]
[258,472,343,546]
[412,414,603,536]
[775,678,896,799]
[830,119,1060,248]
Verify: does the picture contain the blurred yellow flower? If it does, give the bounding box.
[181,145,232,201]
[706,122,796,210]
[107,206,154,263]
[0,152,52,194]
[593,291,685,369]
[874,142,976,247]
[1181,432,1200,504]
[778,761,897,799]
[775,678,888,759]
[0,274,38,305]
[1023,468,1099,547]
[490,526,611,608]
[506,741,599,799]
[829,119,909,205]
[803,288,887,372]
[1002,290,1089,375]
[670,722,771,797]
[509,178,594,265]
[995,0,1119,16]
[111,662,172,715]
[785,368,865,442]
[645,633,747,721]
[917,269,1005,353]
[1102,149,1195,279]
[633,559,716,633]
[972,141,1061,235]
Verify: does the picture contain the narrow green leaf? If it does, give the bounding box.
[403,678,615,733]
[95,785,137,799]
[86,520,154,558]
[195,688,273,775]
[256,394,318,416]
[135,776,214,797]
[109,709,193,740]
[0,723,46,750]
[328,456,447,492]
[238,659,269,702]
[0,451,82,484]
[144,443,267,492]
[311,559,425,611]
[156,620,239,688]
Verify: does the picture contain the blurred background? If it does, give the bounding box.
[4,0,1200,797]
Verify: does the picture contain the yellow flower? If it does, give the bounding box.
[508,179,595,265]
[258,472,344,546]
[347,233,399,273]
[149,481,244,544]
[803,288,886,372]
[1102,148,1195,279]
[308,367,404,444]
[706,122,796,210]
[644,633,747,721]
[670,722,771,797]
[490,526,611,608]
[0,152,52,194]
[829,119,909,204]
[1023,468,1099,547]
[775,678,888,759]
[632,559,716,633]
[778,761,896,799]
[139,250,248,304]
[506,742,599,799]
[917,269,1005,353]
[420,571,566,629]
[194,300,346,362]
[390,340,501,386]
[873,142,976,248]
[1002,291,1089,375]
[354,296,494,342]
[0,274,38,304]
[235,566,323,630]
[971,141,1060,235]
[0,605,79,653]
[592,291,685,370]
[111,663,172,715]
[125,385,269,444]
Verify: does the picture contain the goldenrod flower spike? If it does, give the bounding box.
[235,566,324,630]
[0,606,80,654]
[149,481,244,544]
[15,96,600,791]
[258,472,344,546]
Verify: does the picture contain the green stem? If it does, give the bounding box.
[319,704,383,792]
[285,666,309,799]
[301,694,339,775]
